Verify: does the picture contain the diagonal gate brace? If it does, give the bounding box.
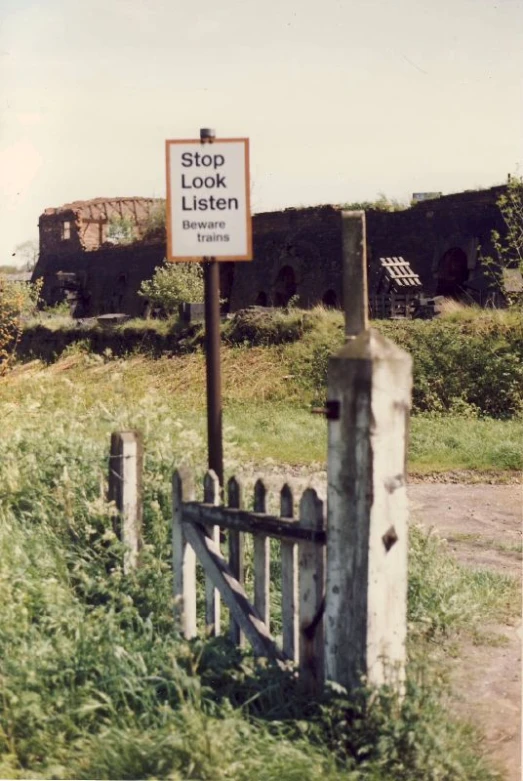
[182,521,284,661]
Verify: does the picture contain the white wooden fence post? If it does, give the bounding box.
[204,470,221,636]
[108,431,143,574]
[172,468,197,638]
[253,479,271,629]
[324,211,412,691]
[280,483,299,663]
[298,489,325,694]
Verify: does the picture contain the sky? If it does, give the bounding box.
[1,0,522,265]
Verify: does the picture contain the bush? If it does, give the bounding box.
[224,307,312,346]
[292,311,523,418]
[139,260,204,316]
[0,278,41,372]
[480,175,523,304]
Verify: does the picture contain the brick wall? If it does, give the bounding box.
[33,187,507,317]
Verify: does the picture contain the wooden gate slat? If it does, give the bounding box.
[227,477,245,646]
[298,489,326,694]
[280,483,299,662]
[203,471,221,636]
[172,469,197,639]
[253,478,270,629]
[182,520,283,660]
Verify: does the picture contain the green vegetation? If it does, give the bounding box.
[18,302,523,419]
[0,277,41,372]
[106,213,135,245]
[0,349,518,779]
[139,261,204,316]
[0,302,521,777]
[340,193,409,211]
[480,174,523,304]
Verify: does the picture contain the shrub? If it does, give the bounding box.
[139,260,204,316]
[480,175,523,305]
[224,307,312,346]
[0,278,42,372]
[297,311,523,418]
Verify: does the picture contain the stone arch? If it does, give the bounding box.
[273,265,297,307]
[111,272,128,311]
[322,289,338,308]
[219,263,235,312]
[436,247,468,297]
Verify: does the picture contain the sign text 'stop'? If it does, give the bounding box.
[166,138,252,262]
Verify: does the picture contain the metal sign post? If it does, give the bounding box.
[203,258,223,485]
[199,129,224,486]
[165,129,252,487]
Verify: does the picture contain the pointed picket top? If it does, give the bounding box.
[172,466,196,639]
[227,474,245,645]
[254,478,267,513]
[253,478,270,629]
[280,483,294,518]
[299,488,324,530]
[227,475,243,509]
[204,470,220,505]
[298,486,326,694]
[173,467,195,503]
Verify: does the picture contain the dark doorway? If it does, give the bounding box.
[219,263,235,312]
[255,291,268,306]
[273,265,297,307]
[322,289,337,308]
[436,248,468,297]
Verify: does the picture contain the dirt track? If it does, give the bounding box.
[238,467,522,780]
[409,483,522,781]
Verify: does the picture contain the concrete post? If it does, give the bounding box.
[341,211,368,338]
[108,431,143,574]
[324,211,412,691]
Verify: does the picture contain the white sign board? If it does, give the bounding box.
[166,138,252,261]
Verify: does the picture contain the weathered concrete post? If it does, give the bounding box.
[324,211,412,691]
[108,431,143,574]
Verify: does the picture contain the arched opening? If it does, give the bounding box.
[255,291,268,306]
[219,263,235,312]
[273,265,297,307]
[322,289,337,308]
[436,248,468,298]
[111,273,127,311]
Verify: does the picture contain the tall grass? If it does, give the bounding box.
[0,309,520,777]
[0,388,516,778]
[2,351,521,474]
[19,303,523,417]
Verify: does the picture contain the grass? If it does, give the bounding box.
[0,306,521,777]
[0,370,518,778]
[2,350,521,476]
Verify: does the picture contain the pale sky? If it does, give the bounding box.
[1,0,522,265]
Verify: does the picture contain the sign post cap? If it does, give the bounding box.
[200,128,216,141]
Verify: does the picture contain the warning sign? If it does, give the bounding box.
[166,138,252,261]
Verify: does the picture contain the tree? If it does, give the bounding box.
[13,240,39,271]
[481,175,523,305]
[139,260,204,316]
[0,277,42,372]
[106,214,135,245]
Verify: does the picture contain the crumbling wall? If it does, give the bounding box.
[229,206,343,311]
[33,187,507,318]
[39,197,162,258]
[367,186,506,301]
[33,241,165,317]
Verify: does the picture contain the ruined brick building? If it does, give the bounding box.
[35,197,165,314]
[32,187,508,316]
